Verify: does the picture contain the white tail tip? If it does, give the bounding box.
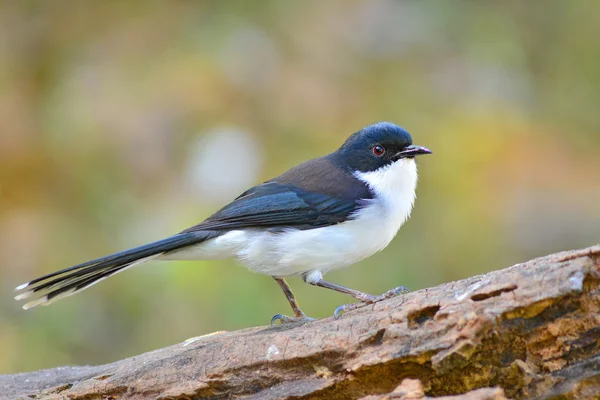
[23,296,49,310]
[15,282,30,291]
[22,289,76,310]
[14,292,34,301]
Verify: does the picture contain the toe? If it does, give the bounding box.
[378,286,410,300]
[270,314,315,325]
[391,285,410,295]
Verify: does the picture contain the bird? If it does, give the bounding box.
[15,122,431,323]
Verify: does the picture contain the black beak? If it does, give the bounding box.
[395,145,432,159]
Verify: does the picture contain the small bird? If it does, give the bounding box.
[15,122,431,323]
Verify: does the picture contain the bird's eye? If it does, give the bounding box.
[372,145,385,157]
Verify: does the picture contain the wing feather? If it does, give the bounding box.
[182,182,361,233]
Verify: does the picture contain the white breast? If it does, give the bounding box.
[164,159,418,277]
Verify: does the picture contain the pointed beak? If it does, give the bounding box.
[395,145,432,159]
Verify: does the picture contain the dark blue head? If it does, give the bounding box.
[334,122,431,173]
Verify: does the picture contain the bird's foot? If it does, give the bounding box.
[333,285,410,319]
[270,313,315,326]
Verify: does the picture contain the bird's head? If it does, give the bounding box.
[336,122,431,174]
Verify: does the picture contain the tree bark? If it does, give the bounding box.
[2,246,599,400]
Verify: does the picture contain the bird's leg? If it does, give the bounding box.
[275,277,305,317]
[302,272,409,319]
[270,277,314,325]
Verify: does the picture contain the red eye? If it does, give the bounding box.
[372,145,385,156]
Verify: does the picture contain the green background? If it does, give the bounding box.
[1,1,599,373]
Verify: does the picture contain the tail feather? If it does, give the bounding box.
[15,232,209,309]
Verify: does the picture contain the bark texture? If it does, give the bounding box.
[2,246,599,400]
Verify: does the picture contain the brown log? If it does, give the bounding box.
[1,246,599,400]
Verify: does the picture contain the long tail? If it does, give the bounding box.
[14,232,211,309]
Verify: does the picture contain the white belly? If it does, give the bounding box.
[163,159,418,277]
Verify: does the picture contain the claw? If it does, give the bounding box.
[334,304,347,319]
[333,302,364,319]
[270,314,285,326]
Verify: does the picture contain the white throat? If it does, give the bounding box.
[354,158,418,234]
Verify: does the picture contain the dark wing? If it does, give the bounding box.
[182,181,364,233]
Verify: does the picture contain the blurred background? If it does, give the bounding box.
[1,1,599,374]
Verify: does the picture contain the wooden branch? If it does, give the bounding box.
[2,246,599,400]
